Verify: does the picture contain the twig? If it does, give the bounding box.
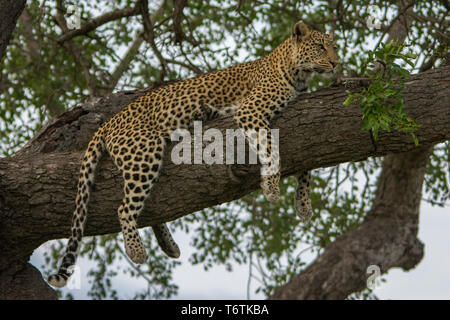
[53,0,98,96]
[140,0,169,81]
[56,3,142,44]
[165,58,204,75]
[108,31,145,91]
[373,0,416,51]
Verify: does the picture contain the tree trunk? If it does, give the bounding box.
[0,0,27,61]
[0,65,449,299]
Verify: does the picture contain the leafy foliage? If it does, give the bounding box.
[343,41,419,144]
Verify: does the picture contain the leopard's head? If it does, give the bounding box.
[290,21,339,75]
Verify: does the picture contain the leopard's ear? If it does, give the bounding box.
[292,21,310,41]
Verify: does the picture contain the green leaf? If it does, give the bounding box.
[343,95,355,107]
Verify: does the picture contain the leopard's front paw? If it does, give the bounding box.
[261,175,280,203]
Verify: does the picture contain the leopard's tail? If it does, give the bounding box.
[48,127,106,288]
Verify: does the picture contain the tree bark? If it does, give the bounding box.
[0,0,27,61]
[0,65,449,299]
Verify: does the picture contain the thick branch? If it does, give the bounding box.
[0,66,449,272]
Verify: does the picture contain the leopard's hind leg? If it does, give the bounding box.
[152,223,180,258]
[48,128,106,288]
[294,170,312,223]
[108,130,179,263]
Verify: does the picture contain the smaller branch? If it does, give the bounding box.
[419,11,449,72]
[420,56,439,73]
[108,0,168,92]
[270,146,432,300]
[408,11,450,42]
[419,48,439,73]
[165,58,204,75]
[140,0,169,81]
[18,8,40,61]
[373,0,416,50]
[55,3,142,44]
[172,0,187,43]
[408,12,442,25]
[108,31,145,91]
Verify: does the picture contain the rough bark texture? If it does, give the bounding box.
[0,65,449,299]
[0,0,27,61]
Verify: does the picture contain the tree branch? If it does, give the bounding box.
[408,11,450,42]
[18,8,40,61]
[108,31,145,91]
[172,0,187,43]
[165,58,204,75]
[1,64,449,259]
[55,3,142,44]
[107,1,167,91]
[0,0,27,61]
[140,0,169,81]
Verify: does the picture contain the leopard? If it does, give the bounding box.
[47,21,339,288]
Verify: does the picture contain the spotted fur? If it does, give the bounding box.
[47,22,338,288]
[295,171,313,222]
